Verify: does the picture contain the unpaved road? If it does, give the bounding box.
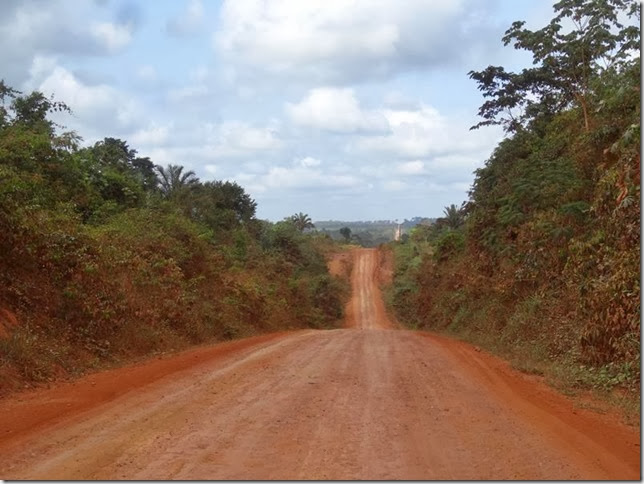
[0,249,639,479]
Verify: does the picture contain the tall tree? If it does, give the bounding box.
[188,180,258,233]
[0,80,19,129]
[289,212,315,232]
[205,180,257,224]
[88,138,157,191]
[0,84,78,176]
[441,204,466,230]
[155,164,200,198]
[339,226,352,241]
[11,90,70,134]
[469,0,640,133]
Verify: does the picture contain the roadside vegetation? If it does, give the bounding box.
[388,0,640,413]
[0,83,347,394]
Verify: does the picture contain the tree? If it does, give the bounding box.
[130,155,157,192]
[205,180,257,224]
[188,180,258,233]
[69,138,158,213]
[469,0,640,133]
[265,220,304,262]
[155,164,200,199]
[339,226,352,241]
[88,138,157,192]
[0,80,19,129]
[10,90,71,134]
[289,212,315,232]
[440,204,466,230]
[0,83,80,181]
[90,137,134,168]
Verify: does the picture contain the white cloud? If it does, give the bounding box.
[131,123,171,146]
[264,165,360,189]
[37,62,137,130]
[296,156,321,167]
[429,154,481,171]
[213,121,282,153]
[0,1,140,86]
[353,104,502,160]
[21,57,145,143]
[0,0,529,222]
[383,91,421,110]
[214,0,494,84]
[396,160,425,175]
[225,156,363,196]
[144,148,174,166]
[136,65,157,82]
[286,88,389,134]
[28,55,59,82]
[92,21,134,53]
[189,65,209,83]
[448,181,472,192]
[168,84,210,103]
[165,67,219,105]
[353,105,445,158]
[136,120,284,175]
[167,0,205,36]
[383,180,407,191]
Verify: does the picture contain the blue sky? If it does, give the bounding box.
[1,0,556,221]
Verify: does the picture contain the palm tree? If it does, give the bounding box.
[289,212,315,232]
[442,204,465,229]
[155,164,200,198]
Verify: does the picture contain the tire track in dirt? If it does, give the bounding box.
[0,248,639,479]
[350,248,392,330]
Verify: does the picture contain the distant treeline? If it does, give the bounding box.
[316,217,435,247]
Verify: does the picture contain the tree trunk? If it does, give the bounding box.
[578,94,590,132]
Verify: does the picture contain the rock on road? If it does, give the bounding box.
[0,249,639,479]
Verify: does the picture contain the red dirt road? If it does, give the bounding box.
[0,248,639,479]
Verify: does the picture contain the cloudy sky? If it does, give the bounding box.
[2,0,555,221]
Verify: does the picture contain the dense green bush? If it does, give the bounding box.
[0,81,346,392]
[389,1,640,396]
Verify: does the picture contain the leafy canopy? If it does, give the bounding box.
[469,0,640,133]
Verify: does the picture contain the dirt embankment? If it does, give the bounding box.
[326,250,353,280]
[0,248,639,480]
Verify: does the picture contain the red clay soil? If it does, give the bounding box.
[326,249,352,279]
[344,248,395,330]
[0,248,639,479]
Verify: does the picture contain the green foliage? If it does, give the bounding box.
[339,226,352,241]
[434,230,465,261]
[288,212,315,232]
[84,138,158,193]
[390,1,640,400]
[10,90,71,135]
[188,180,258,236]
[469,0,639,132]
[155,163,199,199]
[440,204,466,229]
[0,82,346,393]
